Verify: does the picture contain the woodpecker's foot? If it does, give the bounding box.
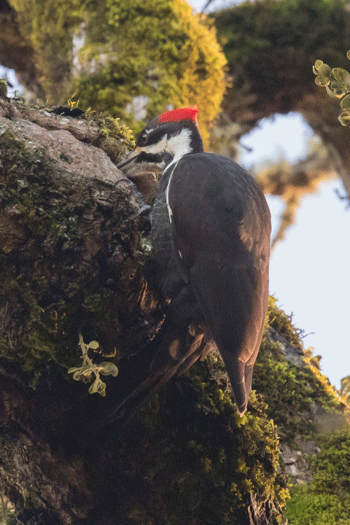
[133,204,151,219]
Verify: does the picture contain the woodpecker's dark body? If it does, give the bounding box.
[112,106,271,419]
[149,152,270,412]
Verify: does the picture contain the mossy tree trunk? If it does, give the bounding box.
[213,0,350,198]
[0,0,44,101]
[0,92,162,524]
[0,95,288,525]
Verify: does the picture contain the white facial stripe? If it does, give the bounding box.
[166,128,192,162]
[140,127,192,226]
[140,127,192,163]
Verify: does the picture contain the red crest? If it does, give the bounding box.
[158,105,199,123]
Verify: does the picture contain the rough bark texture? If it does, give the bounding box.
[0,94,289,525]
[0,0,348,519]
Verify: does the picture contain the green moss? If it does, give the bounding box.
[286,428,350,524]
[0,128,154,385]
[267,296,302,347]
[9,0,227,144]
[100,116,135,150]
[111,354,287,524]
[252,297,343,442]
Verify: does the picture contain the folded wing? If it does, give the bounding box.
[169,153,271,413]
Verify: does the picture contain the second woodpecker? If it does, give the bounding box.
[118,106,271,415]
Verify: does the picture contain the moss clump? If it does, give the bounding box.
[74,0,227,142]
[267,296,302,348]
[100,116,135,151]
[184,356,288,519]
[286,428,350,524]
[0,128,155,385]
[108,353,287,525]
[9,0,227,143]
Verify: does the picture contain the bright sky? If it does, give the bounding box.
[2,0,350,389]
[240,115,350,390]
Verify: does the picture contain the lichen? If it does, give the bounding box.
[68,332,118,396]
[313,55,350,127]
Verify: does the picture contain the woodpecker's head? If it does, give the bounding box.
[117,106,204,169]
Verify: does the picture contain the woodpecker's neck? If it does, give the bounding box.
[164,121,204,168]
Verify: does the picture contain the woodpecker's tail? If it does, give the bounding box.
[102,368,176,431]
[101,322,212,433]
[217,350,254,416]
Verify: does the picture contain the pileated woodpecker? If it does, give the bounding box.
[117,106,271,416]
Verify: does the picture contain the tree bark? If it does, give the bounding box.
[0,93,160,524]
[0,94,287,525]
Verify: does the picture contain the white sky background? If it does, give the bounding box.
[190,0,350,389]
[242,116,350,390]
[1,0,350,389]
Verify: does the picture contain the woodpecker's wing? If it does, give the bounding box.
[168,153,271,413]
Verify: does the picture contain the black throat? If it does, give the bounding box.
[186,120,204,154]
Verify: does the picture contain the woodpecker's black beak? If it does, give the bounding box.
[116,148,142,169]
[117,148,166,169]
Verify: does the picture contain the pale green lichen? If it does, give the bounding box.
[313,57,350,126]
[68,332,118,396]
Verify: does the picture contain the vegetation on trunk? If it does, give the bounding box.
[1,0,350,523]
[0,92,346,525]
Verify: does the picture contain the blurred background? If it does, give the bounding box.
[1,0,350,389]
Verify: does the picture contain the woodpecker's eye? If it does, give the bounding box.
[139,134,148,145]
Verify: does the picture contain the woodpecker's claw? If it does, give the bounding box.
[133,204,151,219]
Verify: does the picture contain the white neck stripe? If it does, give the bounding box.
[165,160,179,224]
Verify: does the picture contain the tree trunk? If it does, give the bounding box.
[0,94,287,525]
